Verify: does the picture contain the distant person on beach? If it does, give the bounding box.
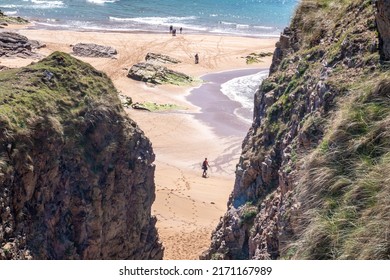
[202,158,210,177]
[180,27,182,34]
[169,25,173,33]
[195,53,199,64]
[172,29,177,36]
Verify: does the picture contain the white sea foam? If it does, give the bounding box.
[4,11,18,15]
[0,5,21,8]
[236,24,250,29]
[34,21,70,28]
[109,16,197,25]
[86,0,118,4]
[31,0,65,8]
[209,28,279,38]
[219,21,236,26]
[108,16,207,31]
[253,25,274,30]
[220,70,269,121]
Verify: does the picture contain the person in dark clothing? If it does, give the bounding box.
[195,53,199,64]
[202,158,210,177]
[172,29,177,36]
[169,25,173,33]
[180,27,183,34]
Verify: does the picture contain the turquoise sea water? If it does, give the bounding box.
[0,0,299,37]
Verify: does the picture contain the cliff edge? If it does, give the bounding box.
[0,52,163,259]
[203,0,390,260]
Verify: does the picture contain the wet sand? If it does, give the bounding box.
[187,68,268,137]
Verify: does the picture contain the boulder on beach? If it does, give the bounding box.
[127,62,193,85]
[72,43,117,58]
[145,52,181,64]
[0,32,42,58]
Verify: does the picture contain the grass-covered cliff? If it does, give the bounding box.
[0,52,163,259]
[203,0,390,260]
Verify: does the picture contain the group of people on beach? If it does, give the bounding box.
[169,25,182,36]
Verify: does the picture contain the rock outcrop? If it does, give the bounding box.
[0,52,163,260]
[376,0,390,60]
[0,10,29,25]
[72,43,117,58]
[0,32,42,58]
[127,62,193,85]
[203,0,390,260]
[145,53,181,64]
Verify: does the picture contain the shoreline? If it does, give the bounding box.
[0,25,276,259]
[24,21,281,39]
[187,68,268,138]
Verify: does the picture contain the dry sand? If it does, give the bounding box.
[0,25,277,259]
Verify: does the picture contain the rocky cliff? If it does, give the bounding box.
[0,52,163,259]
[203,0,390,260]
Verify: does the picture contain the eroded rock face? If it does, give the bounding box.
[0,52,163,260]
[127,62,193,85]
[0,32,42,58]
[203,0,384,260]
[72,43,117,58]
[376,0,390,60]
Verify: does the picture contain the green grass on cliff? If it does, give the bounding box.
[275,0,390,260]
[289,77,390,259]
[0,52,121,133]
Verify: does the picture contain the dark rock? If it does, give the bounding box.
[131,102,151,111]
[145,52,181,64]
[0,32,40,58]
[29,40,46,50]
[127,62,193,85]
[0,65,9,71]
[72,43,117,58]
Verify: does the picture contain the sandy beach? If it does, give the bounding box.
[0,25,277,259]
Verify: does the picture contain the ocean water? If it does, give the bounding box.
[0,0,299,37]
[221,69,268,123]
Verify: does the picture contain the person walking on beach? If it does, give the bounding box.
[202,158,210,178]
[180,27,183,34]
[194,53,199,64]
[169,25,173,33]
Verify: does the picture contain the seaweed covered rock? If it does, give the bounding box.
[0,52,163,260]
[127,62,193,85]
[145,53,181,64]
[0,10,29,25]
